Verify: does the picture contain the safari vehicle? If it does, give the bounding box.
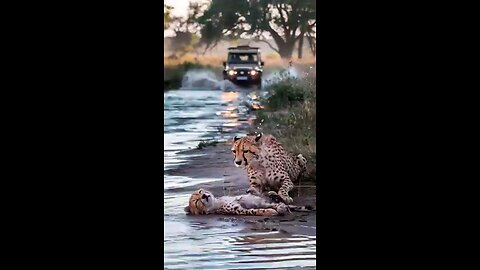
[223,45,264,86]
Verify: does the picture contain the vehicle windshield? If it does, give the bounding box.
[227,52,259,64]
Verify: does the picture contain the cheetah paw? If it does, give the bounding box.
[276,203,290,215]
[267,191,282,203]
[267,191,278,197]
[280,195,293,204]
[246,187,260,195]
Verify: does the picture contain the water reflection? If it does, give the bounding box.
[217,91,250,130]
[222,91,240,102]
[223,119,240,127]
[165,222,316,269]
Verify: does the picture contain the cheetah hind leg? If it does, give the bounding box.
[287,204,315,212]
[266,192,314,213]
[236,207,279,216]
[263,199,313,214]
[219,203,279,216]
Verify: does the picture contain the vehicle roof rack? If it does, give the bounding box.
[228,45,260,50]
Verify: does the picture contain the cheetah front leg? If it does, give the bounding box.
[245,166,264,196]
[268,174,294,204]
[217,203,278,216]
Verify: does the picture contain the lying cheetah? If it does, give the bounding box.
[231,133,307,204]
[184,188,312,216]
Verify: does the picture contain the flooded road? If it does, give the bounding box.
[164,82,316,269]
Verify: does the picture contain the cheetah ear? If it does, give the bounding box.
[255,133,262,142]
[234,136,239,141]
[184,205,191,214]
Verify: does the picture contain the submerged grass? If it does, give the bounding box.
[197,139,219,150]
[252,70,316,182]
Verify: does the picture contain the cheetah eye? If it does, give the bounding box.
[243,150,249,153]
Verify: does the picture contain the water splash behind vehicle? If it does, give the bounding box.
[180,69,239,91]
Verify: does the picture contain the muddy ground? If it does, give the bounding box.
[165,142,317,236]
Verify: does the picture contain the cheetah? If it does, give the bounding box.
[231,133,308,204]
[184,188,312,216]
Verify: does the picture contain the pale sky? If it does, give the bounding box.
[164,0,192,18]
[164,0,202,37]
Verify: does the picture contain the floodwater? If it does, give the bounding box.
[164,73,316,269]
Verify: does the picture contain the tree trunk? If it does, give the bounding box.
[298,35,304,59]
[277,40,295,60]
[306,35,316,57]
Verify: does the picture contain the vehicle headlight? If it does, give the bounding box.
[228,70,235,76]
[250,70,257,76]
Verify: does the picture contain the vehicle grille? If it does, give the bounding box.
[236,69,250,75]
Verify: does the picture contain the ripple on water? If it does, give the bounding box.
[164,229,316,269]
[164,175,222,192]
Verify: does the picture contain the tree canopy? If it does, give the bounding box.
[195,0,316,59]
[167,2,204,57]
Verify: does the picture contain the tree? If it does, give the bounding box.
[195,0,316,59]
[168,2,205,57]
[306,31,316,56]
[164,4,173,30]
[297,21,316,58]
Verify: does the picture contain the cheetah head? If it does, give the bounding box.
[184,188,215,215]
[231,133,262,168]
